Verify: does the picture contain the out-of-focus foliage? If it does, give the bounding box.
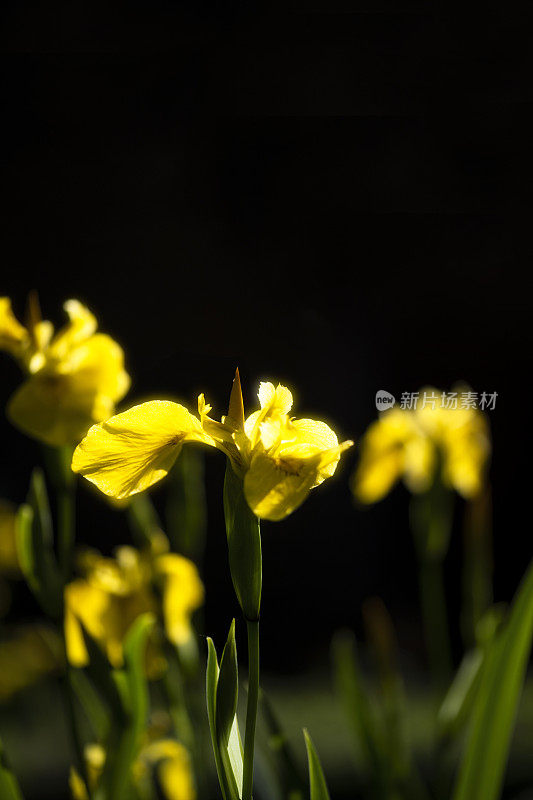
[0,625,63,702]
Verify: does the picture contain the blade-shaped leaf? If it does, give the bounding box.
[206,637,241,800]
[16,488,62,619]
[304,730,331,800]
[216,620,238,745]
[332,631,384,775]
[437,648,484,742]
[453,558,533,800]
[0,740,24,800]
[96,614,154,800]
[207,638,229,800]
[227,714,244,798]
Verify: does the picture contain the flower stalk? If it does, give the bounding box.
[410,477,454,685]
[223,463,262,800]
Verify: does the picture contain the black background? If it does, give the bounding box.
[1,0,531,677]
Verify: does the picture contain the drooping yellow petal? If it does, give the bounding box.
[415,396,490,498]
[244,441,352,521]
[353,409,433,503]
[155,554,204,645]
[0,297,29,358]
[72,401,215,500]
[283,418,341,482]
[64,580,110,666]
[69,767,89,800]
[142,740,196,800]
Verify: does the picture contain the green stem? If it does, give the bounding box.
[42,444,76,582]
[58,481,76,582]
[419,555,452,684]
[461,487,493,647]
[243,619,260,800]
[410,482,454,686]
[61,665,90,789]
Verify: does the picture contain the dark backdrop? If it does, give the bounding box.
[1,0,531,675]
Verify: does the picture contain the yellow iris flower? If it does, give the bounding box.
[353,389,491,504]
[64,538,203,671]
[72,371,353,521]
[70,738,196,800]
[0,295,130,446]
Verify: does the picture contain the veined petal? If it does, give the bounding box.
[72,401,214,500]
[290,418,338,448]
[244,441,352,521]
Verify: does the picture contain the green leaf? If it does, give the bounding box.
[15,505,38,593]
[127,493,161,548]
[79,624,126,723]
[97,614,154,800]
[260,690,305,800]
[207,638,229,800]
[15,475,63,620]
[453,558,533,800]
[227,712,244,799]
[437,648,484,742]
[223,465,262,622]
[304,730,331,800]
[216,620,239,745]
[0,740,24,800]
[332,631,384,776]
[27,468,53,548]
[206,637,241,800]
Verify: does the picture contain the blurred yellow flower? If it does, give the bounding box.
[72,371,353,521]
[137,739,196,800]
[353,389,491,503]
[70,738,195,800]
[0,294,130,446]
[64,538,203,671]
[0,625,64,703]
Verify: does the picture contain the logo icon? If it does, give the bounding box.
[375,390,396,411]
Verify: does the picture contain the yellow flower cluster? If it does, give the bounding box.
[353,391,491,504]
[0,295,129,446]
[72,371,353,521]
[65,536,203,671]
[70,737,195,800]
